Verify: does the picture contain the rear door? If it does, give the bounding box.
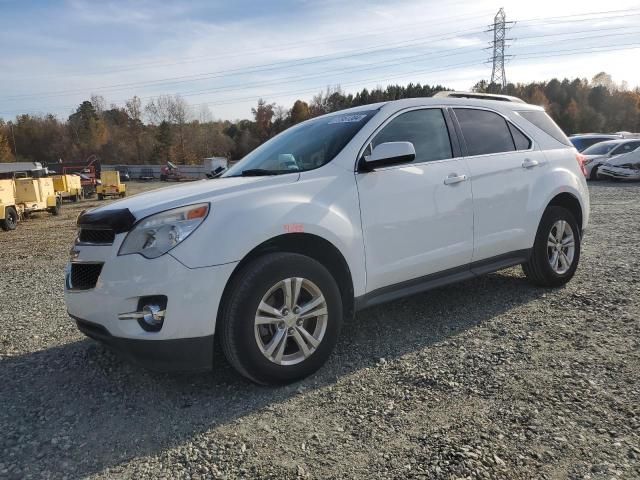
[452,107,545,262]
[356,107,474,292]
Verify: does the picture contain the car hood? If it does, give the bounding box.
[86,174,300,220]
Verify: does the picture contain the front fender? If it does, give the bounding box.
[170,167,367,296]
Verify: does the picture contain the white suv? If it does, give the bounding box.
[65,93,590,384]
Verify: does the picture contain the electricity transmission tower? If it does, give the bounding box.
[489,8,513,91]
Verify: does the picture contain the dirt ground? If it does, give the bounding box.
[1,180,639,479]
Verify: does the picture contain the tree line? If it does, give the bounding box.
[0,72,638,165]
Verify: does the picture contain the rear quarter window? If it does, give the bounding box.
[517,110,572,147]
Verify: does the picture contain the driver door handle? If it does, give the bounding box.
[522,158,539,169]
[443,174,468,185]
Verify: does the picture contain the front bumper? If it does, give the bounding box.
[73,316,214,372]
[598,166,640,180]
[65,242,238,371]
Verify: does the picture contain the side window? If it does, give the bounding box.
[371,109,453,163]
[508,123,532,150]
[454,108,515,156]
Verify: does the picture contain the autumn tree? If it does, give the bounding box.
[152,121,172,163]
[68,101,107,159]
[125,96,145,164]
[251,99,275,142]
[290,100,310,124]
[0,121,14,162]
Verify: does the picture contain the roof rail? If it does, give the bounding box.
[433,91,527,104]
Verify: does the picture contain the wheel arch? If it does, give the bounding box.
[215,233,355,334]
[546,192,583,234]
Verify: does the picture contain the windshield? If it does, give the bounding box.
[582,142,619,155]
[224,110,377,177]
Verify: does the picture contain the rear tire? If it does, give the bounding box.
[219,253,343,385]
[1,207,18,231]
[522,206,581,287]
[97,194,104,200]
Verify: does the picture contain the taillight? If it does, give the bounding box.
[576,153,588,177]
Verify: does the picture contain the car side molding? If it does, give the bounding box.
[354,249,531,311]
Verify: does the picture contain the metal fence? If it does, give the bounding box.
[102,164,208,180]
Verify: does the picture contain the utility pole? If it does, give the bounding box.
[489,8,513,92]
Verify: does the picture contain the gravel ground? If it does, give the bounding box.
[1,180,639,479]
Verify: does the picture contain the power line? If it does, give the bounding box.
[2,27,489,101]
[2,9,640,116]
[6,40,639,117]
[4,9,640,102]
[10,10,495,81]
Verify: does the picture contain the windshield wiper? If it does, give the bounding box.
[238,169,295,177]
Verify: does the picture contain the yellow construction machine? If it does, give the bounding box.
[96,170,126,200]
[53,174,83,202]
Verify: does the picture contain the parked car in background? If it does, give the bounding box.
[581,139,640,179]
[65,93,589,384]
[598,147,640,181]
[569,133,621,152]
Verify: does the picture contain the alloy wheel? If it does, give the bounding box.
[254,277,328,365]
[547,220,575,275]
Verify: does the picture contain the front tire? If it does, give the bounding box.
[1,206,18,231]
[589,164,601,181]
[219,253,343,385]
[523,206,581,287]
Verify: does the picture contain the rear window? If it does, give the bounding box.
[517,110,572,146]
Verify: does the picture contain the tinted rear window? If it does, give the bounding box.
[454,108,515,156]
[517,111,572,146]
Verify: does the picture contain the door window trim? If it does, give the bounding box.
[450,106,535,159]
[355,105,460,172]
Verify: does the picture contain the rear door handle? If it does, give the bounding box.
[522,158,539,169]
[443,174,468,185]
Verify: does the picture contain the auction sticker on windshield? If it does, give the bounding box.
[328,114,368,124]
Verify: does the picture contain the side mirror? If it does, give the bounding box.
[361,141,416,171]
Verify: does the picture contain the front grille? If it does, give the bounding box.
[78,228,115,244]
[70,263,103,290]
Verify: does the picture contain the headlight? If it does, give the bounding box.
[119,203,209,259]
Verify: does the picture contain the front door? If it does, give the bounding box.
[356,108,474,293]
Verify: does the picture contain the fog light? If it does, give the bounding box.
[137,295,167,332]
[142,304,164,326]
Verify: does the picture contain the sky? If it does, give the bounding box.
[1,0,640,122]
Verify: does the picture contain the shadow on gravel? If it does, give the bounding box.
[0,270,544,478]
